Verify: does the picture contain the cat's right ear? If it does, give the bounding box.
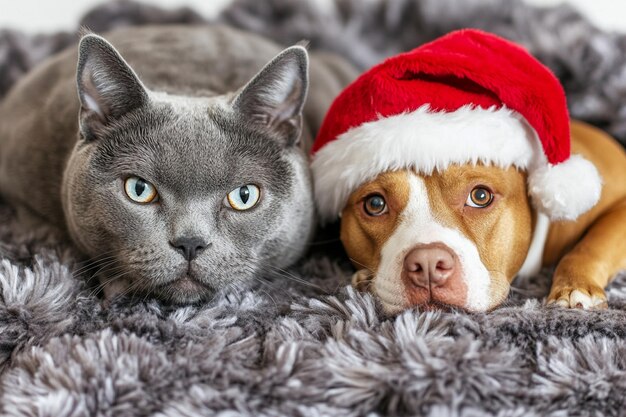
[76,34,149,140]
[232,45,309,147]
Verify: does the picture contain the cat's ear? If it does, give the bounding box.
[76,34,149,140]
[232,46,309,146]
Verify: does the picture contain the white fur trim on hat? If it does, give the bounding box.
[312,105,602,222]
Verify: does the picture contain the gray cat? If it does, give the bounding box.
[0,25,356,303]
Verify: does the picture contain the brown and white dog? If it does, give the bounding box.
[338,122,626,312]
[311,30,626,313]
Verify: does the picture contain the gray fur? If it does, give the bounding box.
[0,25,355,303]
[2,1,626,416]
[1,223,626,415]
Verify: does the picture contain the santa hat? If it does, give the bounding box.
[311,29,602,222]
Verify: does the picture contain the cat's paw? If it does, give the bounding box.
[547,284,608,309]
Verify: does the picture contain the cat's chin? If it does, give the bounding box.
[152,275,216,305]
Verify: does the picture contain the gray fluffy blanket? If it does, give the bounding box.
[1,1,626,416]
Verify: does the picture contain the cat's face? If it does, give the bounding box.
[62,35,314,303]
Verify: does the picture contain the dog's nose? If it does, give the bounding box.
[170,237,208,261]
[403,244,456,288]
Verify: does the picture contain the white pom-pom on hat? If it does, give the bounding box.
[528,154,603,221]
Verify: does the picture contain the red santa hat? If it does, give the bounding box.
[311,29,602,222]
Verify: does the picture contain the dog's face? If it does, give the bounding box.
[341,164,534,313]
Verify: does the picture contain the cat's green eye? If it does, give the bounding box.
[225,184,260,211]
[124,176,158,204]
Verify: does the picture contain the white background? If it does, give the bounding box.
[0,0,624,33]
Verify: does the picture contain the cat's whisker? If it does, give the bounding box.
[129,279,144,300]
[72,258,121,278]
[71,248,122,267]
[85,271,122,298]
[114,273,147,301]
[72,256,118,276]
[259,264,328,293]
[251,274,283,291]
[140,277,158,304]
[82,259,121,279]
[91,258,129,280]
[261,289,279,309]
[251,276,294,302]
[247,274,308,303]
[88,264,128,286]
[70,249,119,266]
[87,269,134,299]
[240,265,294,299]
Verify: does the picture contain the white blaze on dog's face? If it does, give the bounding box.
[340,165,534,313]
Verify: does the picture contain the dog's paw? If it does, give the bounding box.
[547,285,608,309]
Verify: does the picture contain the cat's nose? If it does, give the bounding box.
[170,237,209,261]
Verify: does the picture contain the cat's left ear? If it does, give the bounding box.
[232,46,309,146]
[76,34,149,140]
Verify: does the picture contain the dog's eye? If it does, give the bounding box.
[466,186,494,208]
[364,194,388,216]
[124,176,158,204]
[225,184,261,211]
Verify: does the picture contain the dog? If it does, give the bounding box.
[311,29,626,313]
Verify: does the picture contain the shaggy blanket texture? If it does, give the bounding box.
[1,1,626,416]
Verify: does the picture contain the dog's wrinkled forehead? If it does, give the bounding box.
[91,98,292,196]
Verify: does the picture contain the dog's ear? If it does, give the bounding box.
[232,46,309,146]
[76,34,149,140]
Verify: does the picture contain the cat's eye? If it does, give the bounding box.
[466,186,494,208]
[225,184,261,211]
[364,194,388,216]
[124,176,158,204]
